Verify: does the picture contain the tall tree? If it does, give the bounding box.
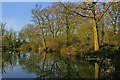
[31,4,47,50]
[60,2,113,51]
[0,23,6,36]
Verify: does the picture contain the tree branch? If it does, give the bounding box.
[60,2,93,19]
[97,2,113,23]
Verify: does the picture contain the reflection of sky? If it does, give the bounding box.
[2,51,95,78]
[2,66,36,78]
[2,2,53,31]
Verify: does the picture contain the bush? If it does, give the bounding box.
[30,43,38,51]
[46,39,59,52]
[18,44,30,51]
[60,44,79,56]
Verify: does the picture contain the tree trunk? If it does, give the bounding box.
[42,30,47,50]
[91,3,99,51]
[66,25,69,47]
[95,63,99,79]
[52,33,55,40]
[42,52,47,70]
[42,36,46,50]
[66,14,69,47]
[101,22,105,45]
[92,19,99,51]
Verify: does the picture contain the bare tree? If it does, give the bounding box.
[60,2,113,51]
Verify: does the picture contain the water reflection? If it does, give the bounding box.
[2,51,95,78]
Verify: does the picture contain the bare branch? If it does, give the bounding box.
[44,12,53,33]
[97,2,113,23]
[60,2,93,19]
[73,10,93,18]
[109,12,116,23]
[79,6,91,10]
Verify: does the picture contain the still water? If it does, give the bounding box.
[2,51,95,78]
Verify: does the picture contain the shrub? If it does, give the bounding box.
[46,39,59,52]
[60,43,79,56]
[18,44,30,51]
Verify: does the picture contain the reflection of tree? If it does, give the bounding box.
[2,51,19,74]
[2,51,94,78]
[20,52,95,78]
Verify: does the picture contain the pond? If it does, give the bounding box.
[2,51,113,79]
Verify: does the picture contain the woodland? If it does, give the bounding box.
[1,2,120,79]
